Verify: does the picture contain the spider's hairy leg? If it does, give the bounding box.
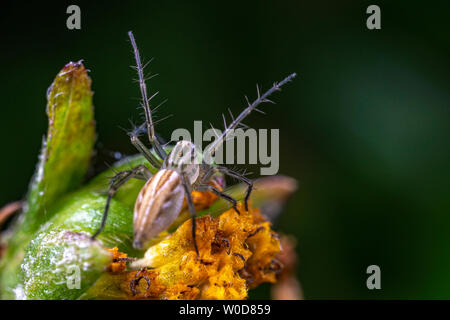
[128,123,162,168]
[128,31,167,160]
[91,165,152,240]
[204,73,296,160]
[195,183,241,215]
[216,166,253,211]
[180,172,199,257]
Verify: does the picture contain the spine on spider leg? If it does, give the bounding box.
[128,31,164,157]
[204,73,296,162]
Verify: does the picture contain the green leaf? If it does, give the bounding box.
[0,61,96,298]
[27,60,96,228]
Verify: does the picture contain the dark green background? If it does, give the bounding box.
[1,1,449,299]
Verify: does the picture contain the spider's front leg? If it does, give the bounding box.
[128,31,167,161]
[91,165,152,240]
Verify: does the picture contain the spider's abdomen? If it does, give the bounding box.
[133,169,185,249]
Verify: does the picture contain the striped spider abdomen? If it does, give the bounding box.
[133,169,185,249]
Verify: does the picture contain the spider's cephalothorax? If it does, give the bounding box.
[91,31,296,254]
[163,140,201,185]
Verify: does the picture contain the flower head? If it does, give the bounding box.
[87,203,282,300]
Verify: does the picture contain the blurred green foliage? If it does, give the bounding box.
[0,1,449,298]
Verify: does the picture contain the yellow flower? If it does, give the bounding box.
[86,203,282,300]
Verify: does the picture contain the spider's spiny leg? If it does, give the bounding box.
[215,166,254,211]
[128,127,162,169]
[196,183,241,215]
[128,31,167,160]
[91,165,151,240]
[180,172,199,256]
